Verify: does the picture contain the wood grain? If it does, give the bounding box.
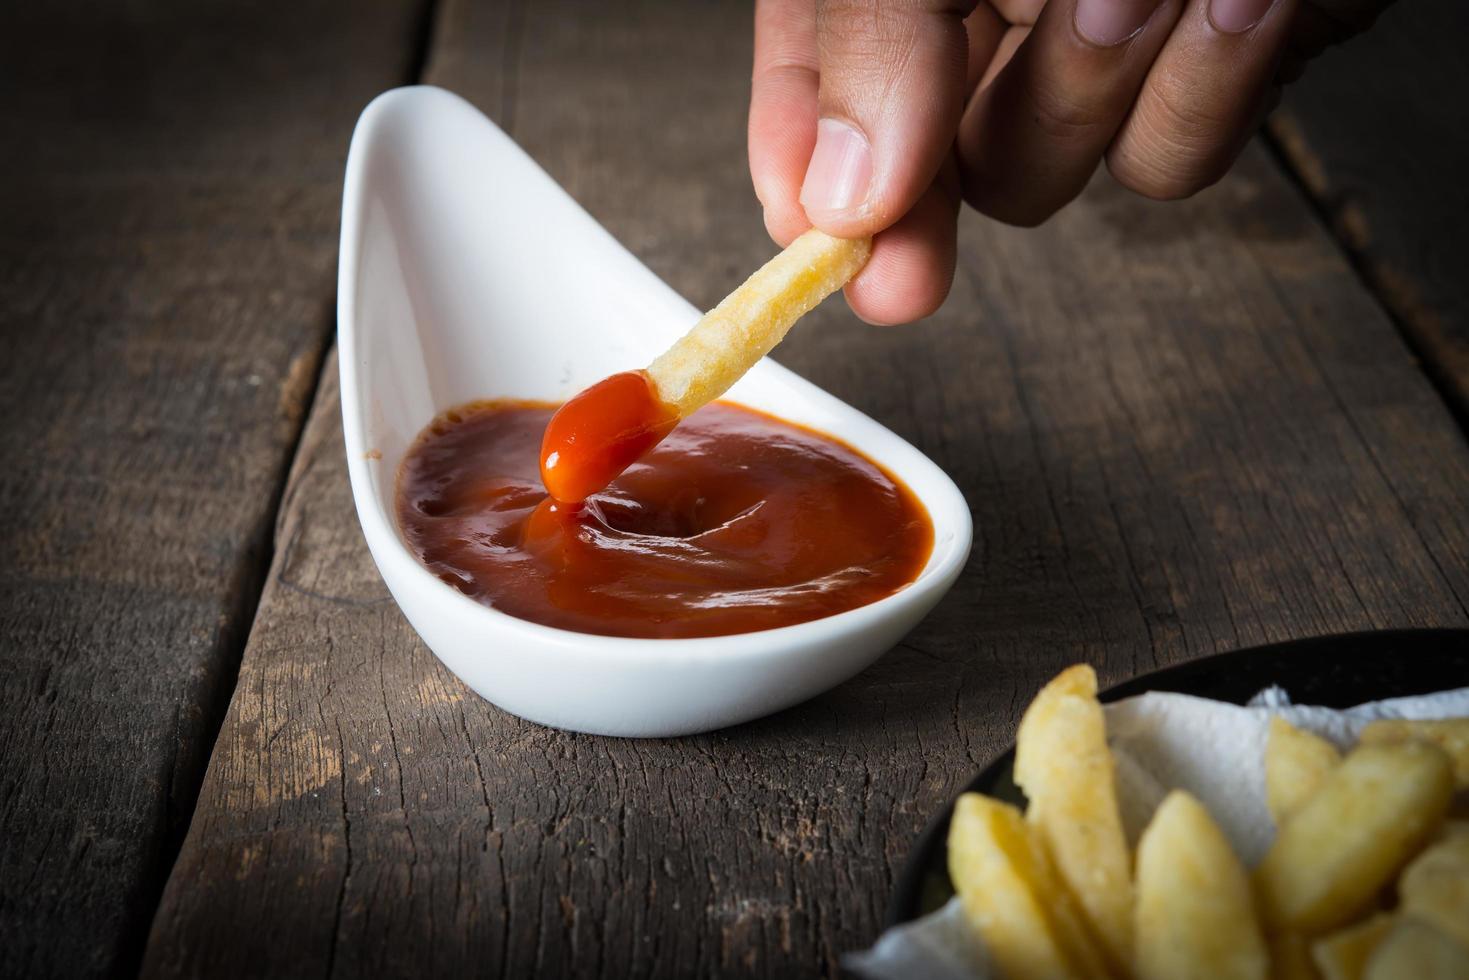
[1268,0,1469,419]
[145,0,1469,976]
[0,2,428,976]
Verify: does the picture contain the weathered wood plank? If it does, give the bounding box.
[1268,0,1469,418]
[145,1,1469,976]
[0,2,428,976]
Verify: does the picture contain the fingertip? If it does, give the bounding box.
[846,257,955,325]
[841,184,958,325]
[762,205,809,249]
[806,210,889,242]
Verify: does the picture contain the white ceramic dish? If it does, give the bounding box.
[338,86,972,737]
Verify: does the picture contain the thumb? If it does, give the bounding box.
[800,0,977,238]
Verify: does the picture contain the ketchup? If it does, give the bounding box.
[398,400,933,639]
[539,371,677,503]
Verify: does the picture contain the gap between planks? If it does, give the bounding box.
[1263,123,1469,441]
[128,0,447,971]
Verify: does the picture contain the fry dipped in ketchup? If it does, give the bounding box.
[539,229,870,503]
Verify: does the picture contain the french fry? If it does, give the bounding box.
[1134,790,1269,980]
[1255,741,1454,933]
[1013,664,1134,973]
[943,666,1467,980]
[1361,917,1469,980]
[1266,716,1342,825]
[946,793,1110,980]
[539,230,871,500]
[1398,822,1469,949]
[1359,718,1469,789]
[645,229,870,416]
[1311,914,1393,980]
[1269,932,1321,980]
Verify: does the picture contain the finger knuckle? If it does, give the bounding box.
[818,1,918,64]
[1147,72,1234,140]
[1106,150,1220,200]
[1023,82,1108,144]
[820,0,971,17]
[1107,84,1232,199]
[817,0,968,61]
[817,0,890,40]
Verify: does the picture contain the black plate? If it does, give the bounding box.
[888,628,1469,927]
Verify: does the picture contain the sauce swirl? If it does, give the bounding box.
[398,401,933,639]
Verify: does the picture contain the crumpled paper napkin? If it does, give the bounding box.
[845,684,1469,980]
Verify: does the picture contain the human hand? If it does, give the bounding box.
[748,0,1390,324]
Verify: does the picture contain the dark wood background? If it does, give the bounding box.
[1,1,1465,977]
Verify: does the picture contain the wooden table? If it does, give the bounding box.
[3,1,1466,977]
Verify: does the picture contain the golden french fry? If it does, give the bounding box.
[946,793,1109,980]
[1013,664,1133,973]
[1256,741,1454,933]
[645,229,870,416]
[1359,718,1469,789]
[1361,917,1469,980]
[1269,932,1322,980]
[1311,914,1393,980]
[1399,822,1469,950]
[1135,791,1269,980]
[1266,716,1342,825]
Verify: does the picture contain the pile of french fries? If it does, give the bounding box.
[948,665,1469,980]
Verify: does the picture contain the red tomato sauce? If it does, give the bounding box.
[397,400,933,639]
[538,370,678,504]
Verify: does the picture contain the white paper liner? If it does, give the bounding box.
[844,685,1469,980]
